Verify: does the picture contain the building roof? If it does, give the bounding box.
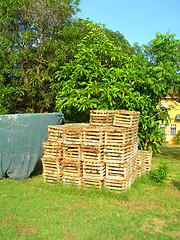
[166,92,180,98]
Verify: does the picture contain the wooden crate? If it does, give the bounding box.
[41,155,62,183]
[104,144,134,164]
[104,127,138,146]
[64,123,89,145]
[47,125,66,143]
[43,141,62,158]
[83,178,103,189]
[104,177,132,192]
[82,126,105,146]
[61,160,82,176]
[47,123,88,143]
[63,144,81,161]
[62,175,82,187]
[105,157,136,180]
[136,150,152,175]
[113,110,140,128]
[144,151,153,171]
[89,110,116,126]
[83,161,105,179]
[81,145,104,162]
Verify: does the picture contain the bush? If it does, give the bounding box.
[176,130,180,144]
[150,161,170,183]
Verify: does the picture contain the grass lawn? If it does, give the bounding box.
[0,145,179,240]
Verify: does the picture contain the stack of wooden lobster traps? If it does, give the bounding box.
[41,110,153,191]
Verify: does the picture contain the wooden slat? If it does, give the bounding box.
[105,157,136,180]
[89,110,116,126]
[83,161,105,179]
[83,178,103,189]
[41,156,62,183]
[104,144,134,163]
[82,126,105,146]
[81,145,104,162]
[104,127,138,146]
[113,110,140,128]
[43,141,62,158]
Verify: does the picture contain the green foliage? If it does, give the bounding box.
[55,24,179,152]
[0,0,80,114]
[150,161,170,183]
[176,130,180,144]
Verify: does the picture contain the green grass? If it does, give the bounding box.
[0,145,179,240]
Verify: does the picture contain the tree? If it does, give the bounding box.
[0,0,80,113]
[55,24,180,152]
[143,33,180,102]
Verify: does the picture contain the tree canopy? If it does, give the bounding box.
[0,1,179,151]
[55,24,180,151]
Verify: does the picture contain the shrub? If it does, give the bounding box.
[150,161,170,183]
[176,130,180,144]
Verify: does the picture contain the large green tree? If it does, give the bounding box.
[55,24,180,151]
[0,0,80,114]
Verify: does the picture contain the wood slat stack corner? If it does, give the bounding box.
[41,110,153,191]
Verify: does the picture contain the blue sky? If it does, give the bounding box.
[77,0,180,46]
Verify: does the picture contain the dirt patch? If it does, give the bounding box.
[63,234,76,239]
[154,217,165,233]
[83,204,91,209]
[60,209,71,214]
[166,231,180,238]
[125,201,151,210]
[140,219,152,232]
[17,225,38,233]
[0,221,9,226]
[65,203,81,209]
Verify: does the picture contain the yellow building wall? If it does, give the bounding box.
[162,98,180,144]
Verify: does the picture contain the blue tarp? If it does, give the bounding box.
[0,112,64,180]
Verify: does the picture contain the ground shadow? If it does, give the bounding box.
[171,180,180,190]
[156,146,180,159]
[30,160,43,177]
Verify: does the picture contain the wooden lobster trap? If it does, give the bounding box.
[82,126,105,146]
[82,178,104,189]
[104,127,138,146]
[63,123,88,145]
[41,155,62,183]
[47,125,66,143]
[82,160,105,179]
[89,110,117,126]
[43,141,62,158]
[81,145,104,162]
[105,156,136,180]
[104,177,132,192]
[61,159,82,185]
[136,150,153,176]
[113,110,140,128]
[104,169,137,192]
[62,174,83,187]
[63,144,81,161]
[104,144,134,164]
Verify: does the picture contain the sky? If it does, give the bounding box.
[77,0,180,46]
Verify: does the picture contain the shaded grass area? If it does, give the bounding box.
[0,145,179,240]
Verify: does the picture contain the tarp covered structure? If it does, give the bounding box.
[0,112,64,180]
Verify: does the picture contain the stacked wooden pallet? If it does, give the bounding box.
[82,145,105,189]
[136,150,153,176]
[42,124,88,183]
[103,128,139,191]
[41,109,153,192]
[41,141,62,183]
